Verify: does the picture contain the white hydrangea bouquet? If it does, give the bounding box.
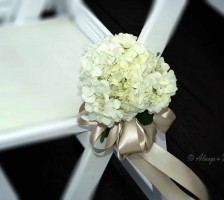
[78,33,209,200]
[79,33,177,142]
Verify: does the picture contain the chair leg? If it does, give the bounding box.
[0,165,18,200]
[62,132,113,200]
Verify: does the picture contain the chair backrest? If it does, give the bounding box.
[70,0,187,53]
[66,0,112,42]
[1,0,47,25]
[138,0,187,55]
[0,0,17,23]
[206,0,224,17]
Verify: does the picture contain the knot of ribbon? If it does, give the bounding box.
[77,104,209,200]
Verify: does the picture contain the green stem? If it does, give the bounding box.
[100,128,110,143]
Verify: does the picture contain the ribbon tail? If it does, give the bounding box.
[128,143,209,200]
[129,154,195,200]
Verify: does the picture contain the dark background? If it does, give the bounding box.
[0,0,224,199]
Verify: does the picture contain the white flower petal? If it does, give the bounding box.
[101,117,112,126]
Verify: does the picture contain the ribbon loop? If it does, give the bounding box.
[77,103,98,126]
[154,107,176,133]
[89,123,121,153]
[142,122,157,149]
[116,119,158,160]
[117,119,143,159]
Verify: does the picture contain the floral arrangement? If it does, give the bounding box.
[80,33,177,130]
[77,34,209,200]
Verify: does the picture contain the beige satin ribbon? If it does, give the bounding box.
[78,104,209,200]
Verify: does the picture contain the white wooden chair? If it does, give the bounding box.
[0,0,187,199]
[205,0,224,17]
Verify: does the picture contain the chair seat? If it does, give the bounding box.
[0,18,90,132]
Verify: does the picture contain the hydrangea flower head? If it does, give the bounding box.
[79,33,177,127]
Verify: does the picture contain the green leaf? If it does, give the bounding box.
[136,110,154,125]
[100,128,110,143]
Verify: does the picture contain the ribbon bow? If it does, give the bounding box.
[78,104,209,200]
